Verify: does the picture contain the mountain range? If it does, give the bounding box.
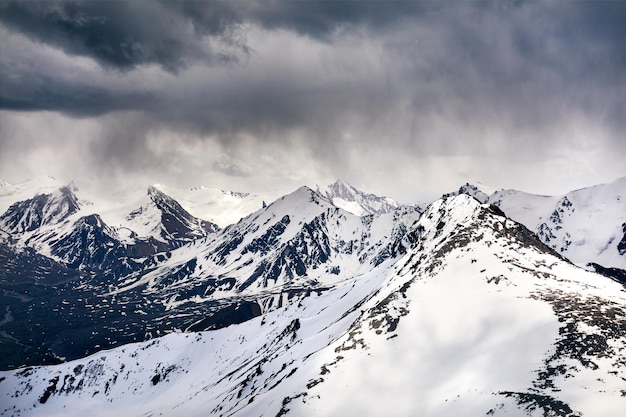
[0,176,624,416]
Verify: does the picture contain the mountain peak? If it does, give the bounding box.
[327,178,355,194]
[264,186,331,214]
[318,180,401,216]
[442,182,491,204]
[142,185,219,239]
[146,184,164,198]
[0,185,81,233]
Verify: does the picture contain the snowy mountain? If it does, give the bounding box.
[0,182,219,257]
[317,179,406,216]
[1,194,624,417]
[153,183,280,228]
[446,178,626,273]
[0,175,63,215]
[0,184,80,234]
[112,186,422,300]
[0,183,420,370]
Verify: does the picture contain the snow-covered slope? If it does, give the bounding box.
[2,195,624,417]
[531,178,626,270]
[153,183,280,228]
[317,179,407,216]
[447,177,626,271]
[0,184,80,235]
[0,176,63,215]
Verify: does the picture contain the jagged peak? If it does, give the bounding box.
[442,182,492,204]
[411,193,566,267]
[415,194,505,243]
[68,213,119,241]
[146,185,183,210]
[75,213,105,228]
[317,179,400,216]
[65,180,79,193]
[326,178,356,195]
[0,183,81,233]
[424,193,484,223]
[147,184,165,197]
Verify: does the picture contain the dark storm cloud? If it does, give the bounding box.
[0,0,246,71]
[1,1,626,198]
[1,0,624,122]
[0,0,424,73]
[243,0,429,38]
[0,74,153,116]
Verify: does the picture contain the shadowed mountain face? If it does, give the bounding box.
[318,179,405,216]
[145,185,219,241]
[0,183,226,370]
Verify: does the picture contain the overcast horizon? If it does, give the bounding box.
[1,1,625,203]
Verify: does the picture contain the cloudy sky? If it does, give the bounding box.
[1,1,625,203]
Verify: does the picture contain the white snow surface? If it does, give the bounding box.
[317,179,411,217]
[0,175,62,214]
[2,194,625,417]
[154,183,281,228]
[451,177,626,269]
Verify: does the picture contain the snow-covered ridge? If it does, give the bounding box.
[115,185,422,300]
[153,183,277,228]
[317,179,406,216]
[0,181,220,276]
[1,193,624,417]
[447,177,626,271]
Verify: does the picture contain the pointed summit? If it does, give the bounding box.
[140,185,219,241]
[318,179,402,216]
[442,182,492,204]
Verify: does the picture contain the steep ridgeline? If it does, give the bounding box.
[0,186,421,370]
[317,179,406,216]
[0,175,62,215]
[124,186,219,245]
[446,177,626,277]
[1,194,624,417]
[117,186,422,299]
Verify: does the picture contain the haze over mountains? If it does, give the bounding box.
[0,176,624,416]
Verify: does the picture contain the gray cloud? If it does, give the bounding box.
[1,1,625,201]
[0,0,426,73]
[0,1,247,71]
